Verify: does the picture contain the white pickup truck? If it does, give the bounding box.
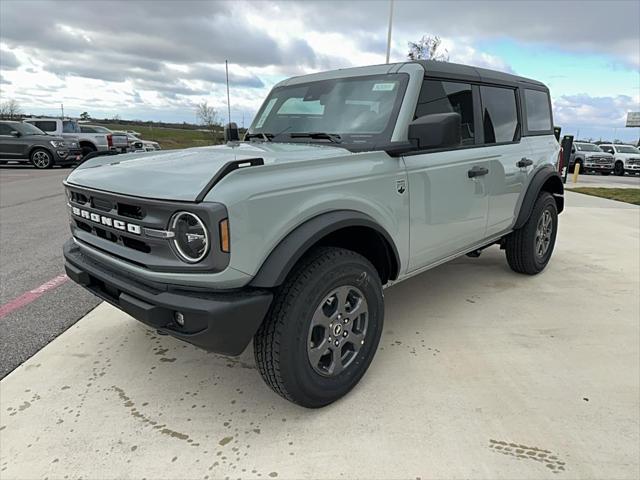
[79,125,129,154]
[23,118,128,156]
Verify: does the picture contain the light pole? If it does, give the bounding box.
[385,0,395,64]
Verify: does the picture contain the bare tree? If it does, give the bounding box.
[196,101,219,138]
[407,35,449,62]
[0,99,23,120]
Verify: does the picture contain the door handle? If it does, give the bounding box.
[467,166,489,178]
[517,157,534,168]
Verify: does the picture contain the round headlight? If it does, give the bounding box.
[170,212,209,263]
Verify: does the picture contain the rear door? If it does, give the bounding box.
[480,85,528,236]
[404,78,490,270]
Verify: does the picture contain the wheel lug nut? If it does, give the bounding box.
[328,337,332,342]
[337,314,342,320]
[343,332,348,337]
[344,318,349,324]
[335,341,339,346]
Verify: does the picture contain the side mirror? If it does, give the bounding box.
[224,122,239,143]
[408,112,461,150]
[10,130,21,137]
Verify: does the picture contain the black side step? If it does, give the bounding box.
[195,157,264,202]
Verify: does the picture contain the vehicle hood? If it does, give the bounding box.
[615,152,640,159]
[65,142,352,201]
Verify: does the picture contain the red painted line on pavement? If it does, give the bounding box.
[0,274,69,320]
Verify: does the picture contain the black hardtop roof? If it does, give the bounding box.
[413,60,548,90]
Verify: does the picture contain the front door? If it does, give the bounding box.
[404,78,489,271]
[0,124,26,159]
[405,149,490,270]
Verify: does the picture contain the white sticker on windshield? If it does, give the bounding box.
[372,83,396,92]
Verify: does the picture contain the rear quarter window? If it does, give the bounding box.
[480,86,519,144]
[31,121,57,132]
[524,89,552,132]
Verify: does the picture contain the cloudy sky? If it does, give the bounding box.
[1,0,639,141]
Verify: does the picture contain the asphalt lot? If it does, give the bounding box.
[1,191,638,479]
[0,165,99,378]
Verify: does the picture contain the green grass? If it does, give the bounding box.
[100,123,223,150]
[567,187,640,205]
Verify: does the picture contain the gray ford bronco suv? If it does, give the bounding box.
[63,61,563,407]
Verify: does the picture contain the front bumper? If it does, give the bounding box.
[55,148,83,164]
[584,163,613,171]
[63,239,273,356]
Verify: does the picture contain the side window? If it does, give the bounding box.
[480,86,519,144]
[415,79,475,145]
[0,124,13,135]
[80,126,96,133]
[62,121,78,133]
[32,121,57,132]
[524,89,552,132]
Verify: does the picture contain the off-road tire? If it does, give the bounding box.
[614,161,625,176]
[505,192,558,275]
[254,247,384,408]
[30,148,53,169]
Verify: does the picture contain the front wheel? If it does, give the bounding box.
[30,148,54,169]
[614,161,625,176]
[254,247,384,408]
[505,192,558,275]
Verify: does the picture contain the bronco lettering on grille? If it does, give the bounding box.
[71,206,141,235]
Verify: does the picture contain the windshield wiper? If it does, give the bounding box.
[245,132,274,142]
[289,132,342,144]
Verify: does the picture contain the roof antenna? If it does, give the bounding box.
[224,60,239,142]
[225,60,231,125]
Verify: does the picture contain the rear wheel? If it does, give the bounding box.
[254,247,384,408]
[505,192,558,275]
[30,149,53,169]
[614,161,625,176]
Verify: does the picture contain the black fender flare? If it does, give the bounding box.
[249,210,400,288]
[514,165,564,230]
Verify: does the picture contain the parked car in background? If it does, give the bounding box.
[569,142,614,175]
[0,120,82,168]
[79,125,129,154]
[598,144,640,176]
[113,131,161,152]
[120,132,161,152]
[23,118,118,157]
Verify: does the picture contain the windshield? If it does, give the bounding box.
[616,145,639,154]
[18,123,46,135]
[248,74,408,149]
[576,143,602,152]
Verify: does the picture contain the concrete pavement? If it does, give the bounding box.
[1,191,638,479]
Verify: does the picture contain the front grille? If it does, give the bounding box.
[627,158,640,165]
[65,184,230,273]
[118,203,144,219]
